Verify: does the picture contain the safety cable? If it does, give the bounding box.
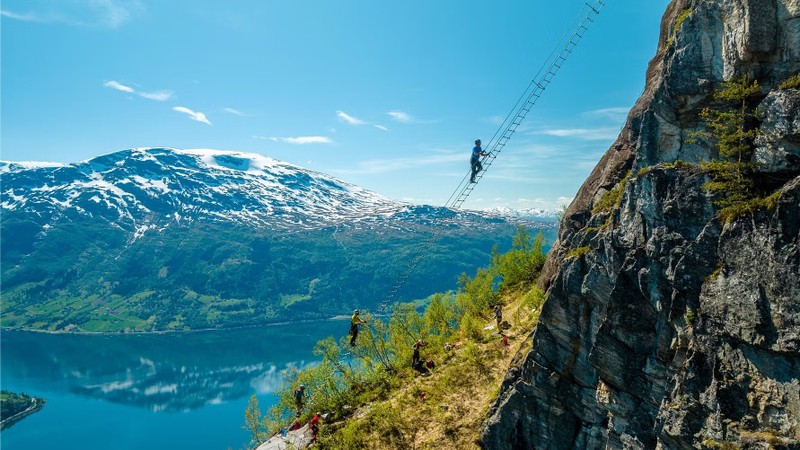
[380,0,607,309]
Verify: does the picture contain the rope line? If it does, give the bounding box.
[380,0,607,309]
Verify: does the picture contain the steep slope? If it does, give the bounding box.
[483,0,799,448]
[1,148,556,332]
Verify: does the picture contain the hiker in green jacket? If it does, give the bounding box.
[349,309,367,346]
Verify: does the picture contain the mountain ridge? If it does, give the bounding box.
[1,147,557,333]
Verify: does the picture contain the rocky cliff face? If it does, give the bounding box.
[482,0,800,448]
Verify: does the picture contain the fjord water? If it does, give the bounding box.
[1,319,349,450]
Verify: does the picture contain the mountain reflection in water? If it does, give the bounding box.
[1,320,345,412]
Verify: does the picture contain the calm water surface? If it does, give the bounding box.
[1,319,350,450]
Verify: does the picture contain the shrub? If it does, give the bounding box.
[459,311,485,342]
[317,419,364,449]
[717,190,781,223]
[490,226,547,290]
[593,171,631,214]
[779,73,800,89]
[367,403,417,448]
[521,286,546,311]
[694,76,765,219]
[668,8,692,46]
[565,246,590,260]
[424,292,458,341]
[460,341,491,377]
[456,268,496,318]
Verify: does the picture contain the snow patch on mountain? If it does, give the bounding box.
[2,147,556,239]
[0,161,68,174]
[482,206,560,221]
[1,148,408,235]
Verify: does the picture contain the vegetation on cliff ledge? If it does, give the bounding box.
[242,226,547,449]
[692,76,785,223]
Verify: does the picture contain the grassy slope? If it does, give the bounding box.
[318,289,540,449]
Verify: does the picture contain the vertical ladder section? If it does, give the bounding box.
[382,0,606,309]
[446,0,606,211]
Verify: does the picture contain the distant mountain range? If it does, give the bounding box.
[1,148,557,332]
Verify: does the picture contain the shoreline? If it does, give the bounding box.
[0,397,46,430]
[0,315,354,336]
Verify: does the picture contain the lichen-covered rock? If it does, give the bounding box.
[755,89,800,173]
[482,0,800,448]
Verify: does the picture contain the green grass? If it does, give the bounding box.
[667,8,692,46]
[593,171,632,214]
[779,73,800,89]
[565,246,590,260]
[718,191,781,223]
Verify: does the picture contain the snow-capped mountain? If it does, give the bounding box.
[0,147,558,333]
[1,148,409,234]
[1,148,549,236]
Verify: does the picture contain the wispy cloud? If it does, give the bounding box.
[262,136,332,145]
[581,107,630,121]
[104,80,135,93]
[2,0,143,28]
[173,106,212,125]
[223,107,248,117]
[387,111,412,123]
[538,127,619,141]
[336,110,366,126]
[336,110,389,131]
[104,80,173,102]
[138,90,173,101]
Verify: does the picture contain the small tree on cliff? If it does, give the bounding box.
[693,76,762,212]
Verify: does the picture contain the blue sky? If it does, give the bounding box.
[1,0,670,211]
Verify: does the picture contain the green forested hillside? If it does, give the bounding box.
[1,213,557,332]
[1,391,45,429]
[243,227,549,449]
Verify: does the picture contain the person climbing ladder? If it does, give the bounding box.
[470,139,489,183]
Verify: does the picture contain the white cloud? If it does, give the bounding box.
[269,136,332,145]
[2,0,143,28]
[138,90,173,101]
[104,80,173,101]
[173,106,212,125]
[373,125,389,132]
[581,107,630,121]
[387,111,412,123]
[538,127,619,141]
[336,111,366,126]
[104,80,135,93]
[92,0,140,28]
[223,107,248,116]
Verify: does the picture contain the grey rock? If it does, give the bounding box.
[483,0,800,449]
[755,89,800,173]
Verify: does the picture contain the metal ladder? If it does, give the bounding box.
[446,0,606,211]
[381,0,607,309]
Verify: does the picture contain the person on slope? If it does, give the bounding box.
[494,304,503,331]
[412,339,428,369]
[293,384,307,415]
[349,309,367,347]
[470,139,489,183]
[310,412,321,442]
